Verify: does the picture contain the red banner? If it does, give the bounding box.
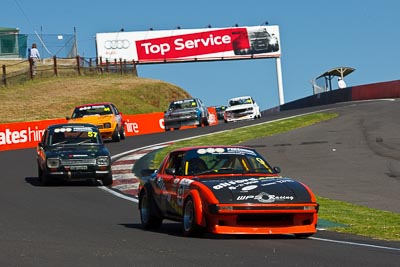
[0,108,219,151]
[136,28,249,60]
[0,119,67,151]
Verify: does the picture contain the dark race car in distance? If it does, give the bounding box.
[36,123,113,186]
[214,105,227,121]
[163,98,210,131]
[138,146,318,237]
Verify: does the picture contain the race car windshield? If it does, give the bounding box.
[169,99,197,110]
[184,148,275,175]
[49,129,101,145]
[72,105,113,118]
[229,98,252,106]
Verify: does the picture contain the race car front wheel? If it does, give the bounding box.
[112,127,121,142]
[102,173,113,186]
[38,165,50,186]
[182,196,203,237]
[139,189,163,230]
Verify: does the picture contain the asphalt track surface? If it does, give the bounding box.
[0,99,399,266]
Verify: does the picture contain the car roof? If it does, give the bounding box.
[171,98,197,102]
[47,123,99,130]
[74,102,114,108]
[228,96,252,101]
[171,145,255,152]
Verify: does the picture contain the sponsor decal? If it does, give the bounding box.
[197,147,225,154]
[260,179,295,187]
[236,192,294,203]
[241,185,258,191]
[213,178,259,190]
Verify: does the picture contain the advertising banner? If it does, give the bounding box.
[0,107,219,151]
[96,25,280,63]
[0,119,67,151]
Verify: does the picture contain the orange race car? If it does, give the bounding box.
[67,102,125,142]
[138,146,319,237]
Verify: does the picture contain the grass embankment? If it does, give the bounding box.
[150,113,400,241]
[0,75,190,123]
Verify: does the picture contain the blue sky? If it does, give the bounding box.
[3,0,399,110]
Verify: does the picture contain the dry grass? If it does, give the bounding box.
[0,75,191,123]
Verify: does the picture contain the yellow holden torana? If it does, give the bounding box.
[67,102,125,142]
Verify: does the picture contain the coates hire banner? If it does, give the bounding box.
[0,108,218,151]
[96,25,280,63]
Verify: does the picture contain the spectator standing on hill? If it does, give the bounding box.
[29,43,40,76]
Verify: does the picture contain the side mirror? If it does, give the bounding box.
[166,168,176,175]
[273,166,281,173]
[141,169,157,177]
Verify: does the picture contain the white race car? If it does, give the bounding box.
[224,96,261,123]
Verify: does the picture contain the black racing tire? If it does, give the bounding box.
[112,127,121,142]
[295,233,314,239]
[182,196,203,237]
[102,172,113,186]
[119,125,125,140]
[203,116,210,126]
[139,189,163,230]
[38,166,50,186]
[197,117,202,128]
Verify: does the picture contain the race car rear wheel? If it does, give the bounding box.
[139,189,163,230]
[182,196,203,236]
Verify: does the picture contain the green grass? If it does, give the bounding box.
[152,113,338,168]
[317,196,400,241]
[0,75,190,123]
[149,112,400,241]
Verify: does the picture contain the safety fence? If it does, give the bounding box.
[1,56,138,87]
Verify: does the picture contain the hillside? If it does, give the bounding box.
[0,75,191,123]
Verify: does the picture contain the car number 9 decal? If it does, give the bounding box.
[177,178,194,206]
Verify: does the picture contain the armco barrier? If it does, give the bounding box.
[0,107,218,151]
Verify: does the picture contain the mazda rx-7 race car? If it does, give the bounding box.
[67,102,125,142]
[138,146,318,237]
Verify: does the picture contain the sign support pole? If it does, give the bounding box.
[275,57,285,105]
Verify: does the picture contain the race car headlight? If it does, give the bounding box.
[47,158,60,168]
[96,156,110,166]
[103,123,112,128]
[209,204,233,214]
[304,205,319,211]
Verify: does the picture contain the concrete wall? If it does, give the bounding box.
[276,79,400,112]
